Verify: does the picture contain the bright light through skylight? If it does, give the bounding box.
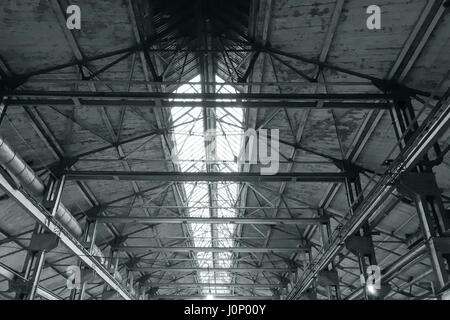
[170,75,244,295]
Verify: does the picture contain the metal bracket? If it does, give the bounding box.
[80,268,96,283]
[136,274,151,285]
[372,79,412,99]
[397,172,450,234]
[345,235,374,256]
[405,229,424,249]
[146,287,159,297]
[109,236,128,248]
[298,289,317,300]
[397,172,440,198]
[317,269,339,286]
[125,257,141,269]
[85,205,105,220]
[433,238,450,254]
[333,160,360,181]
[102,290,117,300]
[42,176,63,210]
[29,232,60,252]
[369,283,392,300]
[7,276,31,294]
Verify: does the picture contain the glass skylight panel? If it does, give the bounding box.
[170,75,243,296]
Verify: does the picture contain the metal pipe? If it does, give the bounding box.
[0,136,105,264]
[0,136,82,237]
[0,171,134,299]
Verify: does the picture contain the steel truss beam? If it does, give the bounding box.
[214,12,431,98]
[103,205,313,210]
[0,261,62,300]
[345,243,427,299]
[91,216,328,225]
[116,246,310,253]
[6,99,388,110]
[145,282,285,288]
[129,267,295,273]
[388,1,447,82]
[392,95,450,293]
[287,91,450,299]
[64,171,349,182]
[0,8,194,88]
[0,172,134,300]
[3,90,392,102]
[0,30,429,100]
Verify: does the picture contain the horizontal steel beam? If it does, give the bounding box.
[147,283,285,288]
[130,267,295,273]
[64,171,349,183]
[105,205,312,211]
[116,246,309,253]
[0,172,134,300]
[4,90,393,102]
[25,79,373,87]
[92,216,328,225]
[0,261,62,300]
[5,98,389,109]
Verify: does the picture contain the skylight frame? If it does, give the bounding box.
[169,75,244,295]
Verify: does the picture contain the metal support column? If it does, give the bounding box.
[15,223,40,299]
[43,174,66,217]
[26,175,65,299]
[102,246,117,299]
[397,173,450,296]
[343,161,378,300]
[294,250,318,300]
[392,96,450,297]
[78,220,98,300]
[317,207,341,299]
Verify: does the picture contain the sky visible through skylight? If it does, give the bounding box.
[170,75,244,295]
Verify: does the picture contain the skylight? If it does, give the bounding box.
[170,75,244,295]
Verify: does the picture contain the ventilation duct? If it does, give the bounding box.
[0,136,104,263]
